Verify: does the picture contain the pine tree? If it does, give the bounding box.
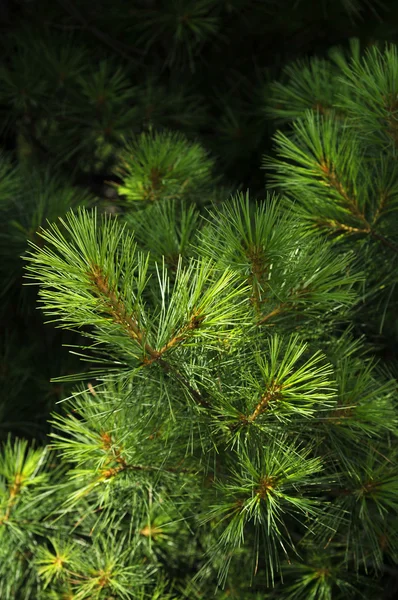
[1,3,398,599]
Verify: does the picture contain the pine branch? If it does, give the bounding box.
[256,304,284,325]
[90,264,160,360]
[314,218,398,253]
[98,431,195,478]
[369,229,398,253]
[90,263,212,408]
[247,381,283,423]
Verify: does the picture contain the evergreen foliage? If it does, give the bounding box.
[1,1,398,598]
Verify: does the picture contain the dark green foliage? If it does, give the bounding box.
[1,1,398,598]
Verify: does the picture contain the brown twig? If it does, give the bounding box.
[315,218,398,253]
[91,266,161,360]
[247,382,282,423]
[256,304,285,325]
[89,265,211,409]
[99,431,195,481]
[316,162,398,252]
